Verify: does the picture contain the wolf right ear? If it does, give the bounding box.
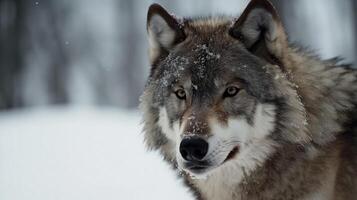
[147,4,186,65]
[229,0,288,62]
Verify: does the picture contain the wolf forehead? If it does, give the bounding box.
[162,16,244,59]
[183,16,235,40]
[149,18,276,102]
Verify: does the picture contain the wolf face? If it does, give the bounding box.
[142,0,309,178]
[152,41,281,176]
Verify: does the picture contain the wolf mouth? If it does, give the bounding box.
[189,166,207,172]
[224,146,240,163]
[185,161,209,169]
[183,146,240,175]
[184,161,211,174]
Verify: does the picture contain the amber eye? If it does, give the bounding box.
[175,88,186,100]
[224,86,240,98]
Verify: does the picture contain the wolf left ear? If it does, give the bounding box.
[147,4,186,65]
[230,0,287,62]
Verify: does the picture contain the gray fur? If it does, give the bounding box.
[141,1,357,199]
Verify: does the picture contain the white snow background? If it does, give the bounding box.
[0,106,194,200]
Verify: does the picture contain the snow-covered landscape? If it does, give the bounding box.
[1,0,356,199]
[0,107,193,200]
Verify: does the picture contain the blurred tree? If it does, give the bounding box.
[117,0,142,108]
[354,1,357,62]
[0,0,71,109]
[45,1,70,104]
[0,0,25,109]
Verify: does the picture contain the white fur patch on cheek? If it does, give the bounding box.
[192,104,279,195]
[158,107,181,142]
[206,118,251,165]
[210,118,251,146]
[251,104,276,138]
[204,103,277,168]
[227,104,277,175]
[207,103,276,153]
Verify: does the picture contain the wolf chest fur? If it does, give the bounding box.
[140,0,357,199]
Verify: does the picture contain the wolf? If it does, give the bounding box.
[140,0,357,199]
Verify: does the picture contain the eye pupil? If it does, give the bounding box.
[175,89,186,100]
[224,86,239,98]
[228,87,236,94]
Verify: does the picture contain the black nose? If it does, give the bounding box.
[179,137,209,161]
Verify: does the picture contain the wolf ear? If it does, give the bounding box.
[147,4,186,65]
[229,0,287,62]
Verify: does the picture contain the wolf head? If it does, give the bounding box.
[141,0,310,177]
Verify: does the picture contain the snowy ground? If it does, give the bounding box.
[0,106,194,200]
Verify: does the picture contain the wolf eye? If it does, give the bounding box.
[175,88,186,100]
[224,86,240,98]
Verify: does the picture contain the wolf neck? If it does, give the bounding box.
[281,48,357,145]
